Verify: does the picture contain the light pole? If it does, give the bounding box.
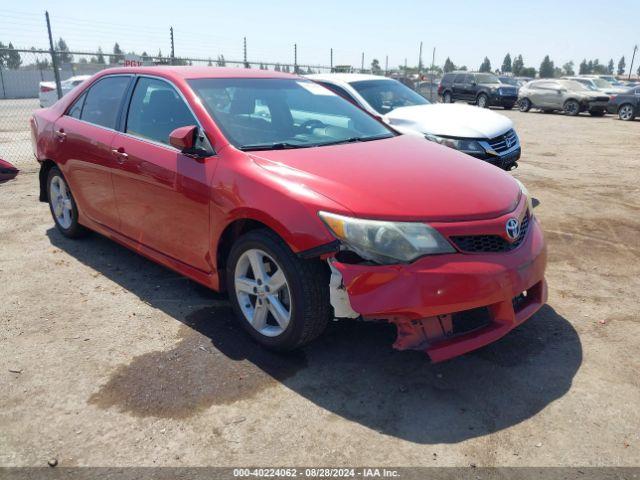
[629,45,638,80]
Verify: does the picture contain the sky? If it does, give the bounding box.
[2,0,639,73]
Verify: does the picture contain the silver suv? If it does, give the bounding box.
[518,79,610,116]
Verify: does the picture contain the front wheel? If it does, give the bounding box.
[47,166,87,238]
[563,99,580,116]
[477,93,489,108]
[226,229,330,350]
[519,98,532,112]
[618,103,636,121]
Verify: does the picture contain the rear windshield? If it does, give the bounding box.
[188,78,394,151]
[349,79,429,114]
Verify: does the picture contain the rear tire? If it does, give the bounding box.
[477,93,489,108]
[563,99,580,116]
[519,98,532,112]
[618,103,636,121]
[47,166,87,239]
[226,229,330,351]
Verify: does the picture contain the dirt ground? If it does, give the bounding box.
[1,106,639,467]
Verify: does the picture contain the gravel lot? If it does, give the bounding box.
[1,101,639,467]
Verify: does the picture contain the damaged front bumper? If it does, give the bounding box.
[329,216,547,363]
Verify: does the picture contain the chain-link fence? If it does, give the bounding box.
[0,47,440,170]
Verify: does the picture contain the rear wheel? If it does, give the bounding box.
[47,166,87,238]
[519,98,532,112]
[477,93,489,108]
[443,91,452,103]
[563,99,580,116]
[226,229,330,350]
[618,103,636,121]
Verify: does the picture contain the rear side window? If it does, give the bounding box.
[454,73,466,83]
[125,77,198,145]
[81,76,131,129]
[441,73,454,84]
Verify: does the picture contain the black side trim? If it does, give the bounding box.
[297,240,341,259]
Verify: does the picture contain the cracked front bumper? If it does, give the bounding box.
[331,217,547,362]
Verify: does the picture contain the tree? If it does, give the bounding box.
[216,55,226,67]
[96,47,105,64]
[443,57,456,73]
[539,55,555,78]
[459,65,468,71]
[501,53,512,73]
[110,43,124,64]
[562,61,575,76]
[617,56,626,76]
[579,59,588,74]
[587,60,594,73]
[56,38,72,63]
[370,58,382,74]
[521,67,536,78]
[512,54,524,76]
[591,59,607,74]
[479,57,492,73]
[0,41,8,67]
[6,43,22,69]
[607,59,614,75]
[274,63,281,72]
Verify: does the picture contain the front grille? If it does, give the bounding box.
[487,129,518,154]
[451,214,530,253]
[452,307,491,335]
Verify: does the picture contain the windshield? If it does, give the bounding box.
[188,78,394,150]
[499,77,518,86]
[572,79,598,90]
[561,80,591,91]
[591,78,613,88]
[349,79,429,114]
[475,73,500,84]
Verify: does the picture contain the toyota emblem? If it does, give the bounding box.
[506,218,521,240]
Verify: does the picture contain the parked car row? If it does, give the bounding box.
[31,66,547,362]
[39,75,91,108]
[438,71,519,109]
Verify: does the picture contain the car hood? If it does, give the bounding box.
[248,135,520,222]
[384,103,514,139]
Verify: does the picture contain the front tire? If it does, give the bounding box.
[477,93,489,108]
[226,229,330,351]
[47,166,87,238]
[519,98,532,112]
[618,103,636,121]
[563,99,580,116]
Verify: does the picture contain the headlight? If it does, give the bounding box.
[514,178,533,212]
[318,211,455,264]
[425,134,485,154]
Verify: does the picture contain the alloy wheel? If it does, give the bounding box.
[619,105,634,121]
[564,100,579,116]
[49,175,73,229]
[234,248,292,337]
[478,95,488,108]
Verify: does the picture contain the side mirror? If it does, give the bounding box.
[169,125,198,151]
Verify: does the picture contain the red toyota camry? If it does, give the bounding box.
[31,67,547,362]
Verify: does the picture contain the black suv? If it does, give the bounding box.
[438,71,518,109]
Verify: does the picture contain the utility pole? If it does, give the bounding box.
[418,41,423,74]
[361,52,364,72]
[630,45,638,80]
[294,43,298,73]
[243,37,248,68]
[45,11,62,99]
[385,55,388,76]
[330,48,333,72]
[170,27,175,65]
[404,57,407,78]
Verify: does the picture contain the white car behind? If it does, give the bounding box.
[39,75,91,108]
[307,73,521,170]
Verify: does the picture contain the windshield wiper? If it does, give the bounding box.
[319,134,394,147]
[239,142,312,151]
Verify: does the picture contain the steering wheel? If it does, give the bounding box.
[300,119,326,131]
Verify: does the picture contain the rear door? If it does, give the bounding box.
[52,75,132,229]
[452,73,467,99]
[109,76,215,272]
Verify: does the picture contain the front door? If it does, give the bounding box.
[52,75,132,229]
[110,76,215,272]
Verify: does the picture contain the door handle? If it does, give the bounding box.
[55,129,66,141]
[111,148,128,163]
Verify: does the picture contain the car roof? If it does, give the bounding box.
[306,73,387,84]
[95,66,297,80]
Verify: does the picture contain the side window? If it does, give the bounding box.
[67,93,86,119]
[318,82,357,104]
[453,73,466,83]
[441,73,454,84]
[81,76,131,129]
[126,77,198,145]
